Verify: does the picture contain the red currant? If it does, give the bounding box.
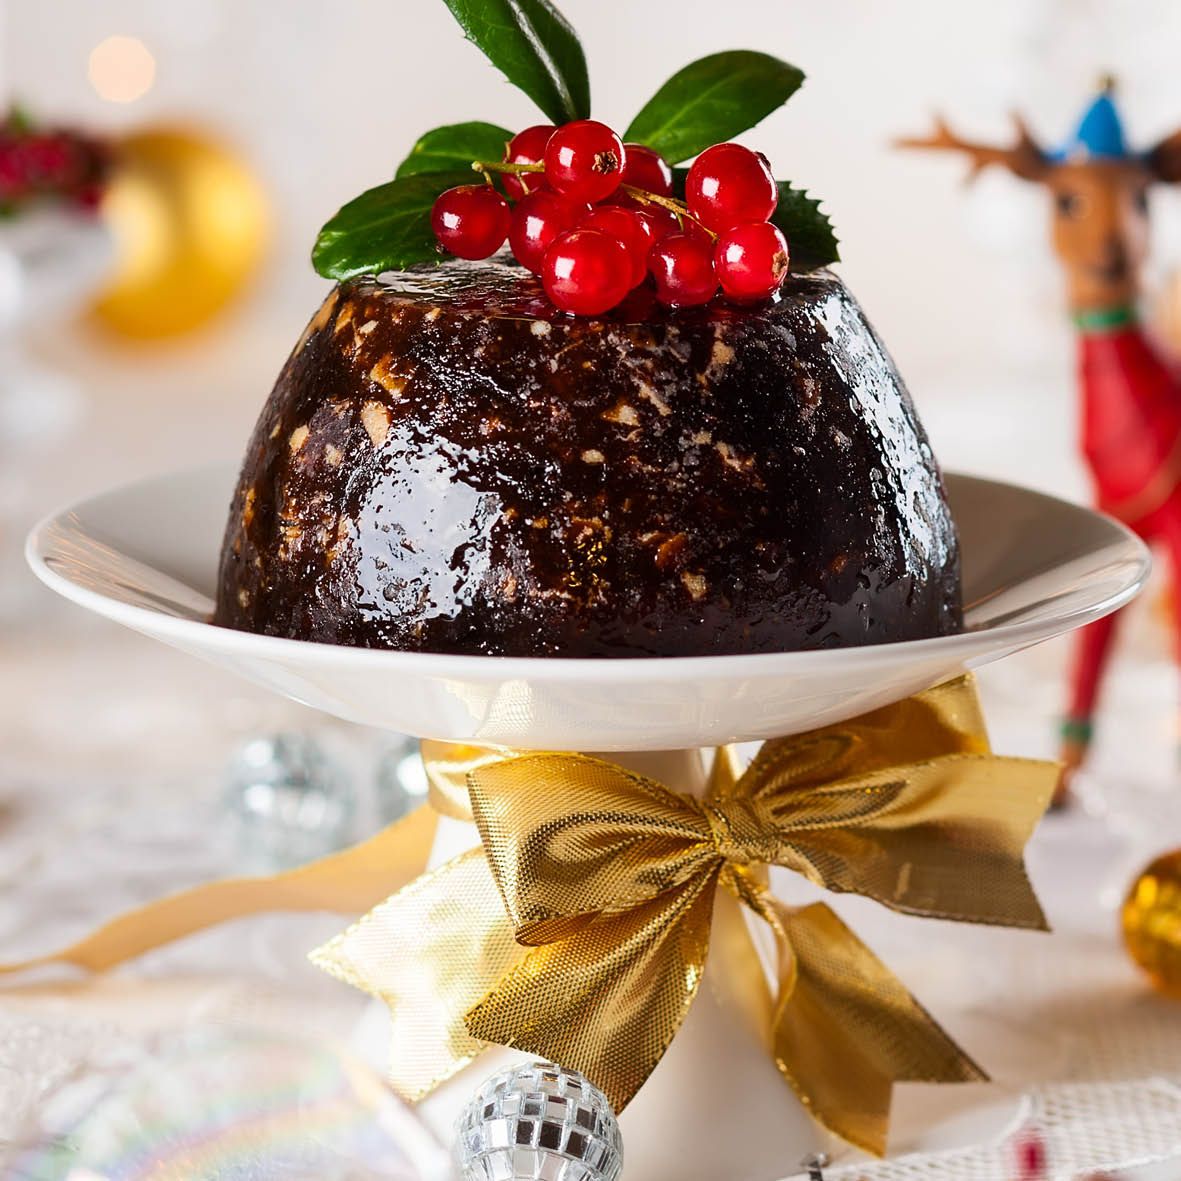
[75,183,103,212]
[632,209,663,238]
[24,134,68,182]
[544,120,624,204]
[678,215,714,244]
[542,228,632,315]
[686,143,778,233]
[580,206,655,288]
[431,184,511,260]
[620,143,673,196]
[508,189,590,274]
[632,210,670,250]
[713,221,789,301]
[615,200,678,240]
[502,124,553,201]
[648,233,718,307]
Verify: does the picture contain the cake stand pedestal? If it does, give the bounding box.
[411,748,823,1181]
[26,463,1151,1178]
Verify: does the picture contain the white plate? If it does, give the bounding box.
[27,463,1149,750]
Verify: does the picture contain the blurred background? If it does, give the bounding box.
[2,3,1181,1173]
[8,1,1181,517]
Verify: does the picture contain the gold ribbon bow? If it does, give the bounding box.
[313,675,1056,1155]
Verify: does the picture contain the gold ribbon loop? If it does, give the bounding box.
[420,740,503,820]
[468,752,717,939]
[466,868,721,1108]
[312,848,523,1100]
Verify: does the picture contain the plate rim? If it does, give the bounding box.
[25,463,1152,683]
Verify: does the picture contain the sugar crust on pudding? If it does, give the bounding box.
[215,260,961,657]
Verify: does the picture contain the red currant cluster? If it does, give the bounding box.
[0,109,109,216]
[430,119,790,315]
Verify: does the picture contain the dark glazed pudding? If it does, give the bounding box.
[215,260,960,657]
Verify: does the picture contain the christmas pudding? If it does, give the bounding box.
[215,259,960,656]
[214,16,960,658]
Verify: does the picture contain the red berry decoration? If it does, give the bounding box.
[713,221,790,301]
[686,142,778,232]
[619,201,681,242]
[620,143,673,197]
[677,214,715,244]
[544,120,624,204]
[542,228,632,316]
[501,124,554,201]
[0,152,27,201]
[580,205,655,288]
[508,189,590,274]
[431,184,511,260]
[648,233,718,307]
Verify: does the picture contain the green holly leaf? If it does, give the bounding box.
[395,121,514,179]
[771,182,839,270]
[624,52,804,165]
[312,170,473,281]
[4,103,34,135]
[441,0,590,125]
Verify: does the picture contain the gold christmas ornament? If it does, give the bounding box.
[91,126,268,339]
[1123,850,1181,995]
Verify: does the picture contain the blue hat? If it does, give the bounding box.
[1053,79,1131,162]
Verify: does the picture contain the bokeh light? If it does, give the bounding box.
[88,35,156,104]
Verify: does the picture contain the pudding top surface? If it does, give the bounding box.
[362,255,841,325]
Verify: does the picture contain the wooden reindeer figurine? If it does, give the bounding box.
[901,82,1181,802]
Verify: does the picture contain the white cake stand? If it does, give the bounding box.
[26,463,1149,1181]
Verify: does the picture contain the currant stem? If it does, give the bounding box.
[473,160,544,177]
[619,184,716,239]
[468,159,716,239]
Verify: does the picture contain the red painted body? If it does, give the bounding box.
[1068,322,1181,725]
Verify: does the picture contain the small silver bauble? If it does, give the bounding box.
[223,731,355,871]
[455,1061,623,1181]
[801,1153,830,1180]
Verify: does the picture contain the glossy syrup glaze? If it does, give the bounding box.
[215,260,961,656]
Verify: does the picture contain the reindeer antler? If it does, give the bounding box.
[1148,127,1181,184]
[897,113,1050,182]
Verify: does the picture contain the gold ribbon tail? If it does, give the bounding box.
[0,803,439,976]
[756,891,986,1157]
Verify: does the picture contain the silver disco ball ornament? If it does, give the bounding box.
[455,1062,623,1181]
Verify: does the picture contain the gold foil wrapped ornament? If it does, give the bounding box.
[91,126,268,339]
[1123,850,1181,994]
